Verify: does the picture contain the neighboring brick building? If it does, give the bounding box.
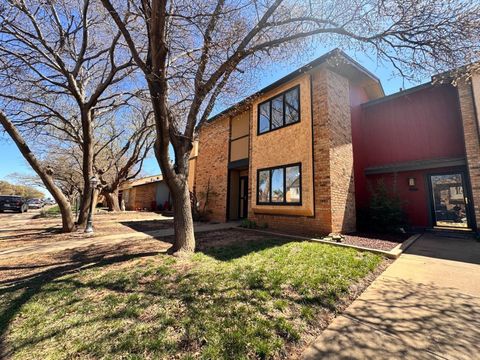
[193,49,480,234]
[120,175,171,211]
[119,144,198,212]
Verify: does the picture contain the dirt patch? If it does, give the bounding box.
[0,238,170,285]
[0,212,173,251]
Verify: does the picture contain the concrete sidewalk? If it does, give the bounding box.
[0,222,240,259]
[302,233,480,360]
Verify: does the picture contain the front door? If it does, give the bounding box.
[239,176,248,219]
[428,172,471,229]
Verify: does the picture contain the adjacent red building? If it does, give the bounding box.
[353,83,477,230]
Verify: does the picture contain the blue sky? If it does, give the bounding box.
[0,47,430,194]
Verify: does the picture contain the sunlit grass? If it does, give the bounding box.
[1,237,382,359]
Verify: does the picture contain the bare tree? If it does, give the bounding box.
[95,103,155,211]
[0,0,138,227]
[99,0,479,255]
[10,170,81,205]
[11,99,155,212]
[41,146,85,203]
[0,111,75,231]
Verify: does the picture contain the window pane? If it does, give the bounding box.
[430,173,468,228]
[258,102,270,134]
[258,170,270,203]
[285,88,299,125]
[271,95,284,129]
[271,168,284,202]
[286,165,300,203]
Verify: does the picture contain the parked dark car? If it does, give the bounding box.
[27,198,44,209]
[0,195,29,213]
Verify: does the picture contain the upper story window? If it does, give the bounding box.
[257,163,302,205]
[258,85,300,134]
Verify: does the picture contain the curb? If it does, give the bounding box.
[236,227,422,259]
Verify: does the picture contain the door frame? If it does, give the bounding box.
[426,169,474,229]
[238,176,248,219]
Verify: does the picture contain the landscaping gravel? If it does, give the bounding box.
[341,232,411,251]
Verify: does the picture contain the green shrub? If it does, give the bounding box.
[359,179,407,232]
[240,219,257,229]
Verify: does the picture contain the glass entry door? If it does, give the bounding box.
[239,176,248,219]
[429,173,470,228]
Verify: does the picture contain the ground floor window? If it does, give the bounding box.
[257,163,301,205]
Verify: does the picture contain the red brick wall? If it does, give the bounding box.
[458,79,480,230]
[133,183,157,210]
[249,68,356,235]
[195,69,357,235]
[328,70,356,232]
[195,116,230,222]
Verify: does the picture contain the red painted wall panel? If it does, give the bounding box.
[364,167,463,228]
[351,84,466,228]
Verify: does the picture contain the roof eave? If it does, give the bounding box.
[200,49,384,127]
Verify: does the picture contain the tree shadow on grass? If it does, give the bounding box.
[197,235,295,261]
[0,232,380,359]
[120,221,299,262]
[0,244,162,358]
[120,219,174,232]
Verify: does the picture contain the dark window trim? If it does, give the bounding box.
[425,168,474,230]
[256,162,302,206]
[257,85,301,136]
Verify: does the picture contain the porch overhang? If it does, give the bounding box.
[228,158,249,170]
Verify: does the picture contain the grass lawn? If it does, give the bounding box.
[0,231,384,359]
[37,205,61,218]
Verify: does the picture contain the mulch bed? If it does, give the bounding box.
[341,232,411,251]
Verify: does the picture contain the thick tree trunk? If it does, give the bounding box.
[56,198,75,232]
[103,190,121,212]
[168,179,195,255]
[77,187,91,226]
[77,108,94,227]
[0,111,75,232]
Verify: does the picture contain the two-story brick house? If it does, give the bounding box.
[192,49,480,235]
